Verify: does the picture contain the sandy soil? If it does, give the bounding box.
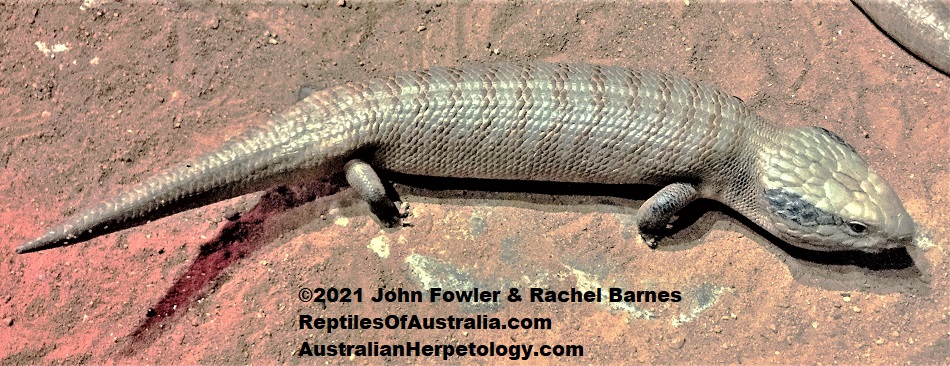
[1,1,948,364]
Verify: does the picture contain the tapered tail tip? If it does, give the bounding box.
[17,239,50,254]
[16,231,74,254]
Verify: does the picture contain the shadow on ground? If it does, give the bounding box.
[117,180,342,357]
[118,172,928,355]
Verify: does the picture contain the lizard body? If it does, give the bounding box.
[17,63,915,254]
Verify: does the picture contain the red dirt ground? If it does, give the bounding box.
[1,1,948,364]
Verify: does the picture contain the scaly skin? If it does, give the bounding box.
[16,63,915,254]
[854,0,950,75]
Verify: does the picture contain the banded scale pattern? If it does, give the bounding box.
[17,63,914,254]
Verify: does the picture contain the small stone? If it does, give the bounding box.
[4,317,12,326]
[337,0,345,6]
[852,306,861,313]
[671,337,685,349]
[268,38,278,45]
[417,25,426,32]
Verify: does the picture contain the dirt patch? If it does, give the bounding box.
[1,1,947,364]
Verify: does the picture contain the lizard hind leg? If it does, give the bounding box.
[636,182,699,248]
[343,159,408,227]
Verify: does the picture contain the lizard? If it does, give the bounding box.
[853,0,950,76]
[15,63,916,255]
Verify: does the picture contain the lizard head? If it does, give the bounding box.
[753,126,915,252]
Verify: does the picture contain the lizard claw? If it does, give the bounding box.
[396,201,412,227]
[638,233,660,249]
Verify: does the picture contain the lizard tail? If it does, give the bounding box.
[17,102,349,254]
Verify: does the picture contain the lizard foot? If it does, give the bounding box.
[396,201,413,227]
[638,233,661,249]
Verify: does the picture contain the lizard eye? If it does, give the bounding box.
[847,221,869,236]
